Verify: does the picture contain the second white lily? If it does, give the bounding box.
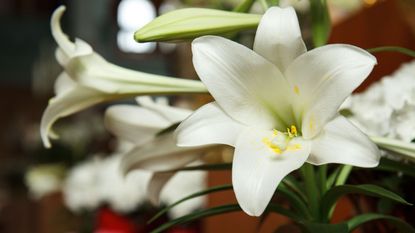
[176,6,381,216]
[40,6,207,148]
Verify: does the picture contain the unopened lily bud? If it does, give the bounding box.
[134,8,262,42]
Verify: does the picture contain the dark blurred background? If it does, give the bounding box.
[0,0,414,232]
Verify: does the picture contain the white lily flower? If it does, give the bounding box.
[41,6,207,148]
[176,6,380,216]
[105,97,210,206]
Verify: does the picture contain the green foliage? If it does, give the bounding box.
[347,213,415,233]
[320,184,411,218]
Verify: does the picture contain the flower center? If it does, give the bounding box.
[262,125,301,156]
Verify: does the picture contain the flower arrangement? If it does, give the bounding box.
[39,1,415,232]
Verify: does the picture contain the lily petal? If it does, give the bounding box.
[308,115,380,167]
[253,6,306,72]
[285,44,377,139]
[54,72,76,96]
[176,102,245,147]
[51,6,74,56]
[136,96,192,124]
[104,105,170,145]
[120,133,204,174]
[232,128,311,216]
[192,36,294,130]
[40,83,107,148]
[147,172,175,205]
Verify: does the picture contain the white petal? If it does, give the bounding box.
[40,86,106,148]
[308,116,380,167]
[147,172,175,205]
[50,6,75,56]
[232,128,311,216]
[104,105,170,145]
[285,44,377,139]
[136,96,192,123]
[120,133,204,174]
[54,72,76,96]
[175,102,245,147]
[192,36,294,130]
[254,7,306,72]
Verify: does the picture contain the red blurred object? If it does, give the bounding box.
[95,207,144,233]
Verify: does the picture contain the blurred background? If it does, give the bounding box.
[0,0,414,232]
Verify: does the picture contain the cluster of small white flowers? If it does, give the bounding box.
[347,60,415,142]
[63,154,206,217]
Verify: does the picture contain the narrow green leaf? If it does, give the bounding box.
[299,222,348,233]
[321,184,412,218]
[282,175,308,202]
[367,46,415,58]
[326,166,342,188]
[277,184,312,220]
[347,213,415,233]
[148,184,232,223]
[135,8,261,42]
[267,203,302,221]
[150,204,241,233]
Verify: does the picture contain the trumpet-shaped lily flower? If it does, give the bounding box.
[175,6,381,216]
[40,6,207,148]
[105,97,213,204]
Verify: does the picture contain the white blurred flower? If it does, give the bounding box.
[95,154,151,213]
[25,164,65,200]
[63,153,206,217]
[104,97,209,216]
[160,170,206,219]
[63,157,102,212]
[348,60,415,143]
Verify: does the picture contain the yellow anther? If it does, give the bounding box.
[290,125,298,137]
[286,125,298,138]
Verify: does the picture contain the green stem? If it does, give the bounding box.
[334,165,353,186]
[367,46,415,57]
[318,165,328,194]
[258,0,269,11]
[301,163,320,221]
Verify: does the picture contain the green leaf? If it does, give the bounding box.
[310,0,331,47]
[299,222,348,233]
[278,184,312,220]
[321,184,412,218]
[326,166,342,188]
[367,46,415,58]
[135,8,261,42]
[148,184,232,223]
[347,213,415,233]
[282,175,308,202]
[266,203,302,221]
[150,204,241,233]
